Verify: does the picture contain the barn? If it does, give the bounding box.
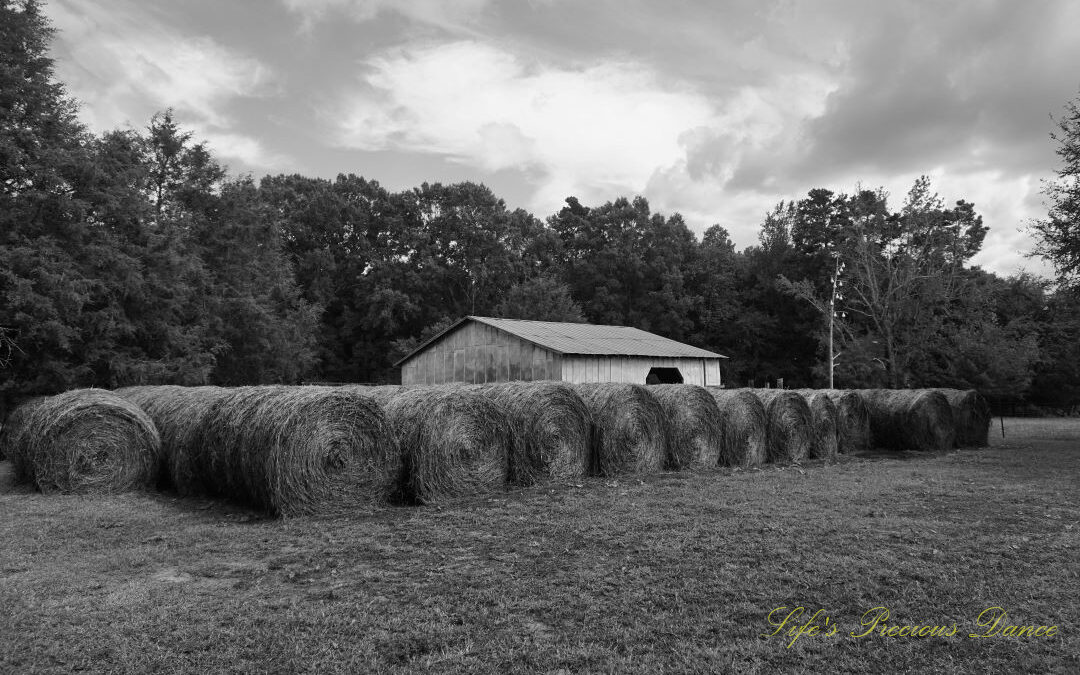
[396,316,726,386]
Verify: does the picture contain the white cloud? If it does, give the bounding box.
[199,131,289,170]
[339,41,727,214]
[47,0,282,169]
[335,38,850,243]
[952,171,1056,279]
[633,71,841,245]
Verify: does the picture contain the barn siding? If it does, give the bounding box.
[521,342,533,380]
[465,344,476,383]
[487,347,499,383]
[509,339,521,381]
[497,332,509,382]
[554,355,721,386]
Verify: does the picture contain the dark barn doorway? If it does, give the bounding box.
[645,367,684,384]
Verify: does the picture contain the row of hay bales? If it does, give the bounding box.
[854,388,991,451]
[0,386,400,516]
[0,383,990,516]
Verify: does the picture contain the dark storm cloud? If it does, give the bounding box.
[789,1,1080,186]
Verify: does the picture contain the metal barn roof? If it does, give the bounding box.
[395,316,726,365]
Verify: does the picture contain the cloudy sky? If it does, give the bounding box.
[44,0,1080,277]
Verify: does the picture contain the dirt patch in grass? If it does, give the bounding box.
[1,419,1078,673]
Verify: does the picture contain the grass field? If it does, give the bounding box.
[1,417,1078,673]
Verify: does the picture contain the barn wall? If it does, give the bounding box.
[706,359,722,386]
[401,321,560,385]
[560,356,724,386]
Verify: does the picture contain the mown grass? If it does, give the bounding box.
[1,419,1078,673]
[998,415,1080,440]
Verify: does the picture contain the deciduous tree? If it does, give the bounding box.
[493,274,585,322]
[839,177,988,388]
[1032,90,1080,285]
[549,196,698,340]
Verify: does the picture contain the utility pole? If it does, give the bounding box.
[776,249,846,389]
[828,253,844,389]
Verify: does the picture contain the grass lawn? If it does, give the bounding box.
[1,417,1078,673]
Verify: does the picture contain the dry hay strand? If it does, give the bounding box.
[919,389,991,448]
[191,385,399,516]
[0,389,160,494]
[748,389,814,463]
[465,382,590,484]
[353,385,513,504]
[648,384,724,469]
[705,388,768,468]
[791,390,840,461]
[820,390,872,453]
[114,385,232,489]
[574,383,670,476]
[857,389,956,452]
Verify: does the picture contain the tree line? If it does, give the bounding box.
[3,0,1079,415]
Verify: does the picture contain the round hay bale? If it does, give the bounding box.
[114,385,232,490]
[0,389,161,494]
[921,389,991,448]
[821,390,872,454]
[574,383,669,476]
[705,388,767,468]
[648,384,724,469]
[355,385,512,504]
[192,385,399,516]
[857,389,956,452]
[748,389,814,463]
[466,382,590,484]
[792,390,840,461]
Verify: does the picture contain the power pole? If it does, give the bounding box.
[828,254,844,389]
[776,251,846,389]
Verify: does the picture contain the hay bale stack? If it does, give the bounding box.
[466,382,590,483]
[749,389,814,463]
[114,385,232,489]
[819,390,872,453]
[705,388,768,467]
[857,389,956,452]
[356,386,513,504]
[792,390,840,460]
[648,384,724,469]
[0,389,161,494]
[926,389,991,448]
[575,383,670,476]
[191,385,398,516]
